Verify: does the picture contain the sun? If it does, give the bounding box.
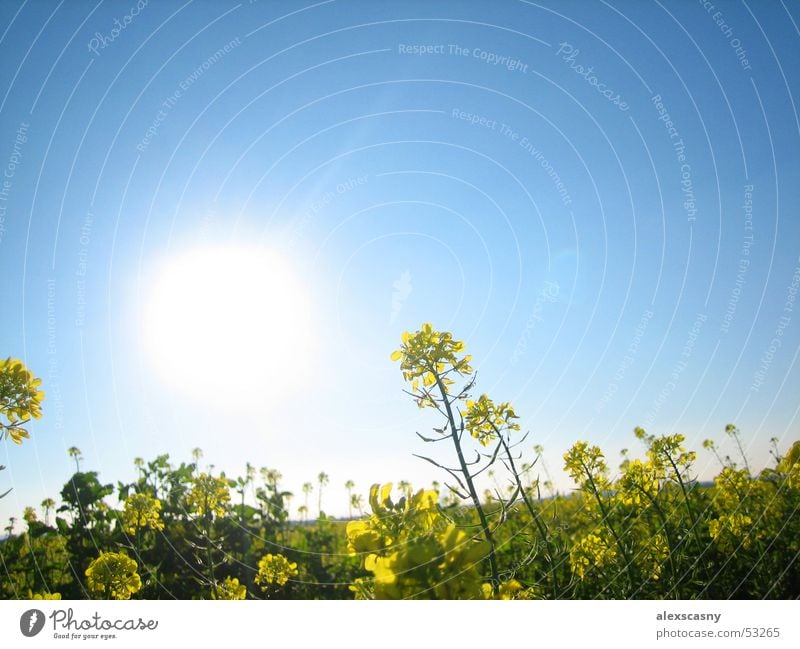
[143,246,313,405]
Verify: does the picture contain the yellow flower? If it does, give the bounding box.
[564,441,610,491]
[617,459,662,507]
[391,324,472,406]
[481,579,536,600]
[85,552,142,600]
[777,441,800,490]
[30,591,61,600]
[787,465,800,491]
[365,525,488,599]
[8,427,30,444]
[646,433,696,474]
[0,357,45,445]
[346,482,489,599]
[255,553,298,589]
[569,532,617,579]
[463,394,520,447]
[122,492,164,535]
[713,466,752,510]
[348,577,371,600]
[214,576,247,600]
[23,506,37,524]
[345,520,383,554]
[346,483,441,558]
[709,512,753,552]
[186,473,230,517]
[635,533,669,580]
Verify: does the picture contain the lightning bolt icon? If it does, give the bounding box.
[28,611,38,632]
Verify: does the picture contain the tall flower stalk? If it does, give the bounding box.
[391,324,500,589]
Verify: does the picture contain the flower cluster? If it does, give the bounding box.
[255,553,298,589]
[347,483,441,556]
[712,467,752,510]
[635,533,670,581]
[706,465,757,552]
[23,506,37,524]
[364,524,488,599]
[481,579,538,600]
[85,552,142,600]
[347,483,489,599]
[390,324,472,405]
[186,473,230,518]
[643,431,696,477]
[617,459,662,508]
[0,357,45,444]
[122,492,164,535]
[30,591,61,600]
[708,513,753,553]
[777,441,800,490]
[569,532,617,579]
[463,394,520,447]
[564,441,610,491]
[214,576,247,600]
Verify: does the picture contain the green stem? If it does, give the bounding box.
[666,454,696,526]
[134,526,142,598]
[433,372,500,591]
[498,434,559,598]
[664,453,711,585]
[731,430,751,474]
[638,489,680,595]
[203,498,215,597]
[582,463,637,592]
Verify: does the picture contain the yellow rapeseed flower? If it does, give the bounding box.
[346,482,489,599]
[481,579,538,599]
[713,466,752,510]
[214,576,247,600]
[617,459,662,508]
[186,473,230,517]
[255,553,298,589]
[30,591,61,600]
[646,433,696,474]
[390,324,472,406]
[569,532,617,579]
[122,492,164,535]
[635,533,670,580]
[85,552,142,600]
[0,357,45,445]
[365,524,488,599]
[564,441,610,491]
[709,512,753,552]
[463,394,520,447]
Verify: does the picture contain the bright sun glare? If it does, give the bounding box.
[144,246,313,405]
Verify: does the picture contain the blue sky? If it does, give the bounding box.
[1,0,799,524]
